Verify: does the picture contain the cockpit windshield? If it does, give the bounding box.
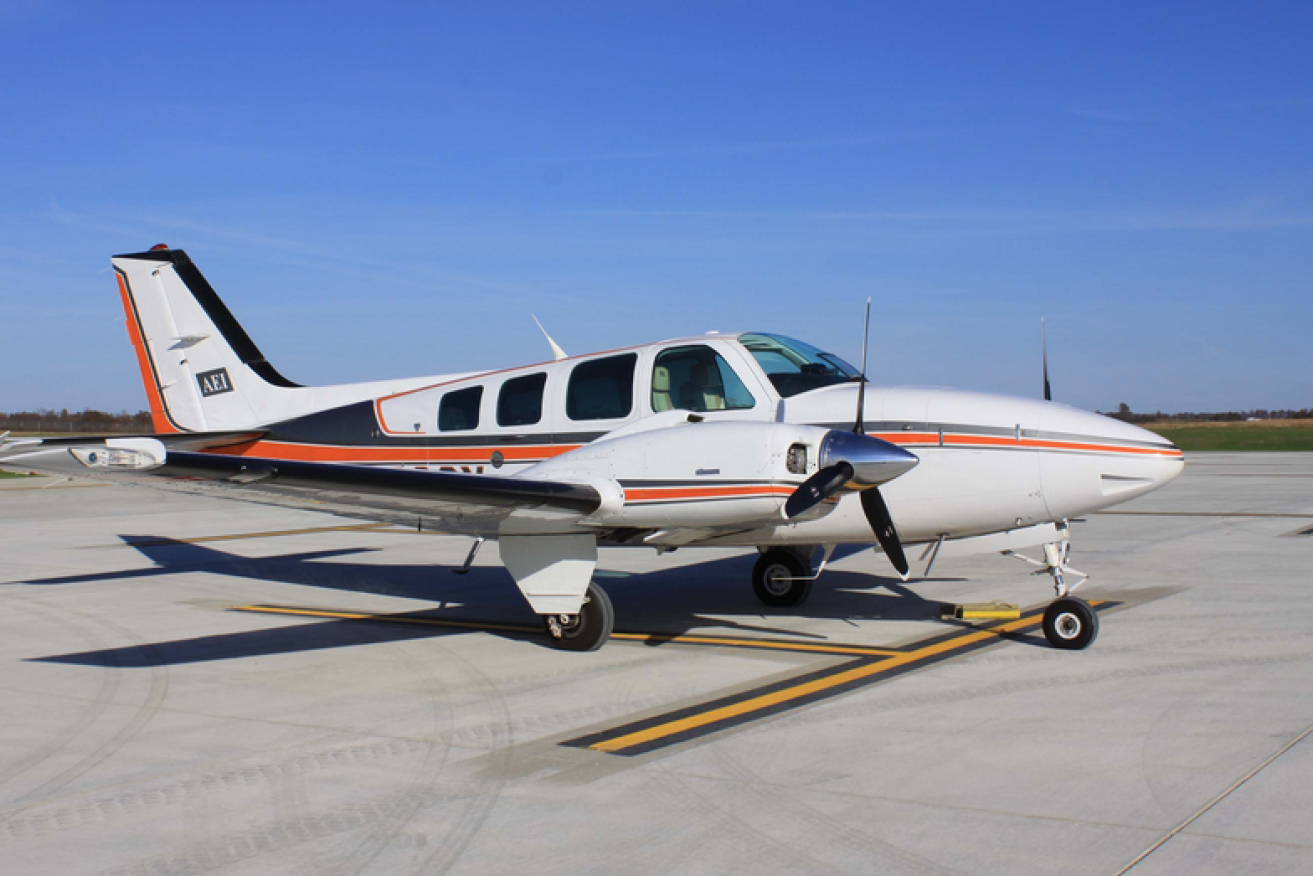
[737,333,861,398]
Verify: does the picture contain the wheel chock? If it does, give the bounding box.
[940,601,1021,621]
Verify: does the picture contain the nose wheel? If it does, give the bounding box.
[1042,597,1099,650]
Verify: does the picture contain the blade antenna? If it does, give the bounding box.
[854,297,871,435]
[1042,317,1052,401]
[532,314,568,361]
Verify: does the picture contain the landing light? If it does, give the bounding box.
[70,447,158,469]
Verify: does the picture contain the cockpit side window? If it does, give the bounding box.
[737,333,860,398]
[652,345,756,413]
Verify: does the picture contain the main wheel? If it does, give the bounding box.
[543,582,614,652]
[752,550,812,607]
[1042,597,1099,650]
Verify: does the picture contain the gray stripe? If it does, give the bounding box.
[813,421,1176,451]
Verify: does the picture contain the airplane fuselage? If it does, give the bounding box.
[191,332,1182,551]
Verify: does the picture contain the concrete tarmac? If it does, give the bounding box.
[1,453,1310,875]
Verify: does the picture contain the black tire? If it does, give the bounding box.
[544,582,614,652]
[1042,597,1099,650]
[752,550,812,607]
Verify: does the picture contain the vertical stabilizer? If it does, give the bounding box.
[113,248,301,433]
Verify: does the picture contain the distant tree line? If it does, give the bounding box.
[1102,404,1313,424]
[0,409,154,434]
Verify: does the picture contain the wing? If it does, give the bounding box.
[1,435,600,534]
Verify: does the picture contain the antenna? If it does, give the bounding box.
[854,297,871,435]
[1042,317,1052,401]
[532,314,568,361]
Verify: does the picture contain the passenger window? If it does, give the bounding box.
[653,346,756,413]
[438,386,483,432]
[567,354,637,421]
[497,373,546,427]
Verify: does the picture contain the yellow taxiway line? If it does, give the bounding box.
[587,608,1082,755]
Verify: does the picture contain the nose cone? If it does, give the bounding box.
[1134,422,1186,489]
[1039,405,1186,517]
[819,430,919,486]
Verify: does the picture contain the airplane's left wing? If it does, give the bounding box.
[1,436,600,532]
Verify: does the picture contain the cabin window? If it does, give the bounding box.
[652,346,756,412]
[567,353,636,421]
[497,373,547,426]
[438,386,483,432]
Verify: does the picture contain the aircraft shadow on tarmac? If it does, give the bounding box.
[26,535,972,668]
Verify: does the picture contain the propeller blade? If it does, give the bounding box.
[854,297,871,435]
[1042,317,1052,402]
[784,461,854,519]
[860,486,909,578]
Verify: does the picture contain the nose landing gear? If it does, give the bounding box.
[1004,521,1099,650]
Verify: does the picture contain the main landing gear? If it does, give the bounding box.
[752,548,823,607]
[543,582,615,652]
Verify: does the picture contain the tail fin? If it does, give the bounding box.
[113,247,301,433]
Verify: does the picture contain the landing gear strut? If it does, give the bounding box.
[543,582,614,652]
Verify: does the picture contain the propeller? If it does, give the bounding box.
[782,299,916,577]
[781,432,918,578]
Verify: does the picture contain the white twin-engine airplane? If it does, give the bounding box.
[1,246,1184,652]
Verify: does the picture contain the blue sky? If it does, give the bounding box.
[1,1,1310,414]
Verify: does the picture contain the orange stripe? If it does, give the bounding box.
[205,439,581,464]
[116,273,178,434]
[872,431,1181,458]
[625,485,793,502]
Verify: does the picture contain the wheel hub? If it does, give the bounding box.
[1053,611,1081,639]
[762,565,793,597]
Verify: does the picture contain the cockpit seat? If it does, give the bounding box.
[652,365,674,412]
